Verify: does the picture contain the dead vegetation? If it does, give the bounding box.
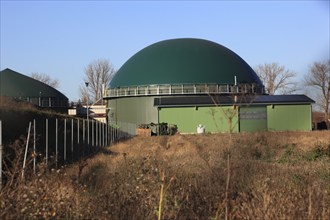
[1,131,329,219]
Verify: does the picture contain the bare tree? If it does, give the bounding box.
[305,60,330,121]
[80,59,116,104]
[254,63,297,95]
[31,72,59,89]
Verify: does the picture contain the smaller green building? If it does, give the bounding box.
[0,68,68,112]
[154,95,314,133]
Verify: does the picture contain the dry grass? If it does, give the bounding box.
[1,131,329,219]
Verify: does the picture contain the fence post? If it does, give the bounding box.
[99,122,101,147]
[102,123,106,147]
[96,121,98,147]
[105,124,108,146]
[56,118,58,167]
[92,120,94,147]
[83,119,85,157]
[64,119,66,161]
[33,119,36,173]
[77,118,79,145]
[22,122,32,179]
[112,126,114,144]
[77,118,79,158]
[0,120,2,190]
[46,119,48,165]
[101,122,103,147]
[98,122,101,147]
[87,119,90,145]
[71,119,73,161]
[82,119,85,143]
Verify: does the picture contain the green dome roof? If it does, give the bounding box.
[0,68,68,100]
[109,38,262,88]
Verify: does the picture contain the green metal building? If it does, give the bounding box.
[0,68,68,112]
[104,38,314,134]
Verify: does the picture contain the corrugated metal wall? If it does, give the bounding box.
[107,96,312,134]
[159,106,239,133]
[239,106,267,132]
[267,104,312,131]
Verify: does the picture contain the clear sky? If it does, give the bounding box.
[1,0,329,101]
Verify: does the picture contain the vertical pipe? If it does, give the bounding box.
[55,118,58,167]
[0,120,2,190]
[71,119,73,161]
[33,119,36,173]
[64,119,66,161]
[46,119,48,165]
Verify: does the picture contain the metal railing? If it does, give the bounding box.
[105,83,265,98]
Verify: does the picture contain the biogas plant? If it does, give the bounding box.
[104,38,314,134]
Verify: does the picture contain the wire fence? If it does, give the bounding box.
[0,118,133,190]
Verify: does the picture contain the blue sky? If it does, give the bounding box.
[1,1,329,101]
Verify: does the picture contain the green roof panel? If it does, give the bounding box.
[0,68,68,99]
[109,38,262,88]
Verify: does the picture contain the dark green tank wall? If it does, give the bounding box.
[107,96,158,126]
